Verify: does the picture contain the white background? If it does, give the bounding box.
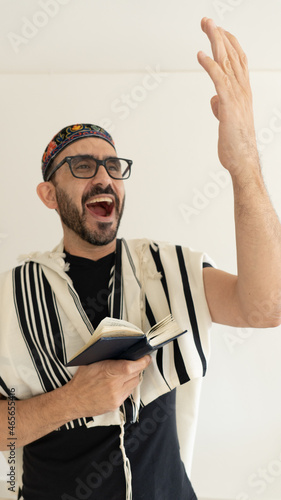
[1,1,281,499]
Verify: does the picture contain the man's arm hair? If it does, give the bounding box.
[0,386,74,450]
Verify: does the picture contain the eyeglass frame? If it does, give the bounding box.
[45,155,133,181]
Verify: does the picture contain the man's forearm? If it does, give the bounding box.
[233,162,281,325]
[0,385,76,450]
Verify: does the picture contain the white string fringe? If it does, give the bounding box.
[119,407,132,500]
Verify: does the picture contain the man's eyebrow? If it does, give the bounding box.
[73,154,117,160]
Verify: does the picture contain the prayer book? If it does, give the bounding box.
[66,314,187,366]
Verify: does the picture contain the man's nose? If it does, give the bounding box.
[90,163,113,186]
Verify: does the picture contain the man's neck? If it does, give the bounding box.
[63,235,116,261]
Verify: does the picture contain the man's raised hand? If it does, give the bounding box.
[197,17,259,176]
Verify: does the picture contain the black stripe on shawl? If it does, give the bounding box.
[0,376,19,399]
[13,263,71,393]
[40,269,68,366]
[203,262,212,268]
[149,244,187,386]
[176,246,207,376]
[145,297,156,326]
[68,285,93,334]
[63,417,91,430]
[29,264,71,387]
[148,244,170,385]
[149,243,171,311]
[13,265,47,391]
[143,295,172,388]
[172,339,190,384]
[27,264,58,390]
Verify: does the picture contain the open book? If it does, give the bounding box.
[66,314,187,366]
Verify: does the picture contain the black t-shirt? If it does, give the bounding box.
[64,251,115,329]
[21,252,197,500]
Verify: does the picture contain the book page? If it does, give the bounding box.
[147,315,185,346]
[68,318,144,360]
[94,317,143,338]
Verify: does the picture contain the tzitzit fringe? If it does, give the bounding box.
[119,407,132,500]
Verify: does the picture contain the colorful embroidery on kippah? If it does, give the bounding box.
[41,124,115,180]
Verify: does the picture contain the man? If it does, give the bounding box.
[1,17,281,500]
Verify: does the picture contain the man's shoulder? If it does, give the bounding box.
[121,237,215,270]
[0,256,42,279]
[122,237,185,251]
[122,237,204,256]
[0,242,68,280]
[0,261,29,289]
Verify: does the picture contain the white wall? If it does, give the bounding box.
[1,1,281,499]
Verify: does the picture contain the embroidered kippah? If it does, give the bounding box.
[41,124,116,180]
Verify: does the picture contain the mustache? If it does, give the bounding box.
[82,185,119,207]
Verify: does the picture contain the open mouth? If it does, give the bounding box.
[86,196,115,218]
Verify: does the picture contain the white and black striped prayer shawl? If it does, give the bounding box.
[0,237,213,475]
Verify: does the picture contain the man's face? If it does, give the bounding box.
[50,137,125,247]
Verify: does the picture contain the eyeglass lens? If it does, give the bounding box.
[70,156,130,179]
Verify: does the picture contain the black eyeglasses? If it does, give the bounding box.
[46,155,133,181]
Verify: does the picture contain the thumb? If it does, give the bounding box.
[210,95,220,120]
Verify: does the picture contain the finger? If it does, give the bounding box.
[210,95,219,120]
[201,18,227,66]
[119,356,151,389]
[218,28,250,89]
[223,29,248,69]
[197,51,233,105]
[201,18,249,90]
[222,30,251,96]
[201,19,238,87]
[199,18,236,101]
[102,355,151,377]
[114,357,151,383]
[124,355,152,375]
[122,373,143,396]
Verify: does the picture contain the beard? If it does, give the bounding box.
[55,184,125,246]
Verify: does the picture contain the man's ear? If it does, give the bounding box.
[37,182,58,210]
